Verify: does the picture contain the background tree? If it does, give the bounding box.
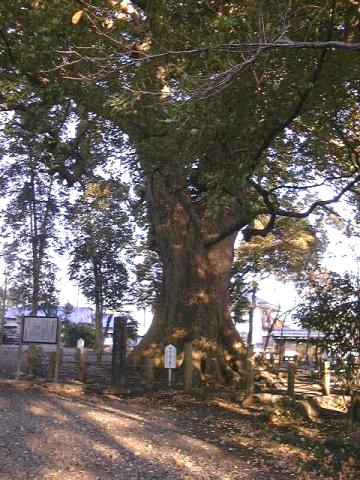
[231,217,326,323]
[61,302,74,323]
[0,140,60,315]
[295,270,360,391]
[68,178,132,353]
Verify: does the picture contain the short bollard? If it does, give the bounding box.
[320,360,331,396]
[287,361,296,399]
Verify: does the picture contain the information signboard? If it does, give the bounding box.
[22,316,58,344]
[164,344,177,369]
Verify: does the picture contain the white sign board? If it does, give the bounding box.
[164,344,177,369]
[23,317,58,344]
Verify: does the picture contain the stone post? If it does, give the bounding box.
[77,337,85,354]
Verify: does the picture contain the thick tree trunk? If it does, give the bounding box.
[133,235,244,383]
[131,169,245,384]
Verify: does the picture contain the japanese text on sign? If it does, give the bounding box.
[164,344,177,369]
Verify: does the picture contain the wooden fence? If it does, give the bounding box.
[21,343,351,399]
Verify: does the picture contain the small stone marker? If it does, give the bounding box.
[77,338,85,354]
[165,344,177,386]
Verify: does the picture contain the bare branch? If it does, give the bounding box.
[128,40,360,64]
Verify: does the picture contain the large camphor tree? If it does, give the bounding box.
[0,0,359,382]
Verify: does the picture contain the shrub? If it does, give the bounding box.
[62,322,96,348]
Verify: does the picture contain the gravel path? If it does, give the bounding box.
[0,381,296,480]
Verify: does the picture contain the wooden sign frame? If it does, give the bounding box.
[22,316,59,344]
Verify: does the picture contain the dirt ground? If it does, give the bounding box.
[0,381,359,480]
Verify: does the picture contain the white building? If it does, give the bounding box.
[236,297,281,354]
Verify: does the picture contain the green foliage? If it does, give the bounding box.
[62,302,74,322]
[132,250,162,309]
[1,0,359,236]
[0,151,60,314]
[68,177,132,311]
[295,271,360,388]
[231,217,325,321]
[124,315,139,342]
[62,322,96,348]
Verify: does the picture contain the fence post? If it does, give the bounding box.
[53,348,63,384]
[350,390,360,424]
[320,360,331,396]
[111,316,127,389]
[144,357,154,391]
[184,342,193,392]
[243,345,254,405]
[48,351,56,381]
[27,345,37,376]
[53,318,62,384]
[75,348,87,382]
[287,361,296,399]
[27,345,43,377]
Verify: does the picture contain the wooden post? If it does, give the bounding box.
[144,357,154,391]
[27,345,37,375]
[53,318,62,384]
[184,342,193,392]
[27,345,43,376]
[15,316,24,380]
[75,348,87,382]
[350,390,360,424]
[48,352,56,381]
[287,361,296,399]
[111,316,127,388]
[243,345,254,406]
[320,360,331,396]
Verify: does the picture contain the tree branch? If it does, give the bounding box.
[128,41,360,64]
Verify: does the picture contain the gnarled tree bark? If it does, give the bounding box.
[130,158,245,384]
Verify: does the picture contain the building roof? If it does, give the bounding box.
[5,306,94,324]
